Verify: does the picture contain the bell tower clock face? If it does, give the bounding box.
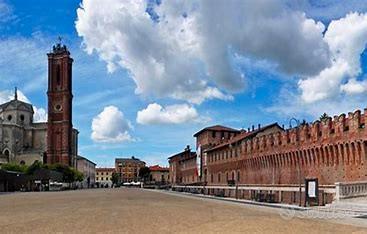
[54,103,63,112]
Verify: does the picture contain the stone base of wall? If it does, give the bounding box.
[173,185,335,206]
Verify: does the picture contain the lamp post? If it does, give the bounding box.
[289,118,302,207]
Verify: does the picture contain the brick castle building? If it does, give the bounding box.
[169,111,367,205]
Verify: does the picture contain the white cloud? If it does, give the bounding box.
[340,78,367,95]
[266,84,367,120]
[33,106,47,122]
[137,103,207,125]
[75,0,330,104]
[299,12,367,103]
[91,106,134,143]
[0,89,47,122]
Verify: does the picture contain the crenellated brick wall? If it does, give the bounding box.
[206,109,367,186]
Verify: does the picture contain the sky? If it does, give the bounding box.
[0,0,367,167]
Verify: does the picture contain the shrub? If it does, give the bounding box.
[1,163,27,173]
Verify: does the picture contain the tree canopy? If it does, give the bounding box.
[111,172,120,185]
[0,162,83,182]
[0,163,27,173]
[139,166,151,181]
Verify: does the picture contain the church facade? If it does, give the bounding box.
[0,43,78,167]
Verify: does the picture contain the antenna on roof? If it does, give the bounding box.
[14,87,17,100]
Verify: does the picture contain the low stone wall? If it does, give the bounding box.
[172,184,336,206]
[335,181,367,200]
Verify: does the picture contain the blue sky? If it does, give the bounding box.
[1,0,367,167]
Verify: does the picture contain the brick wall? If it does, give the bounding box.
[206,109,367,186]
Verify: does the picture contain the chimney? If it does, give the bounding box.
[248,127,250,132]
[258,124,261,130]
[252,125,254,131]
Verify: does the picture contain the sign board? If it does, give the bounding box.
[308,181,316,198]
[305,178,319,206]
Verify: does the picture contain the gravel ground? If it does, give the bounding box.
[0,188,365,233]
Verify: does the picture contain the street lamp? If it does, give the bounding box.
[289,118,302,207]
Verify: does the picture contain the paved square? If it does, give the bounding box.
[0,188,365,233]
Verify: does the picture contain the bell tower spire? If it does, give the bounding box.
[14,87,17,100]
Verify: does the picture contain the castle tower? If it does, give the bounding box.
[46,42,73,166]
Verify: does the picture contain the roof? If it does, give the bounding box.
[96,168,115,172]
[206,123,283,152]
[193,125,240,137]
[168,150,196,160]
[0,99,34,114]
[77,155,96,165]
[149,165,169,172]
[115,156,145,164]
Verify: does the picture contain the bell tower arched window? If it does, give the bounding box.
[56,64,61,86]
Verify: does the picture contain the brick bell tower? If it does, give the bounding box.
[46,42,73,166]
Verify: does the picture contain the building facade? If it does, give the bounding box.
[0,43,78,167]
[76,155,96,188]
[169,110,367,204]
[149,165,169,184]
[168,145,197,185]
[95,168,114,187]
[115,157,145,183]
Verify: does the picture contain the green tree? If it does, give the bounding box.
[49,163,83,183]
[138,167,151,182]
[111,172,120,186]
[74,169,84,182]
[0,163,27,173]
[26,161,43,175]
[320,113,330,122]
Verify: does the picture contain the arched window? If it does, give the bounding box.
[3,149,10,161]
[218,173,221,183]
[20,160,25,165]
[56,64,61,85]
[237,171,240,182]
